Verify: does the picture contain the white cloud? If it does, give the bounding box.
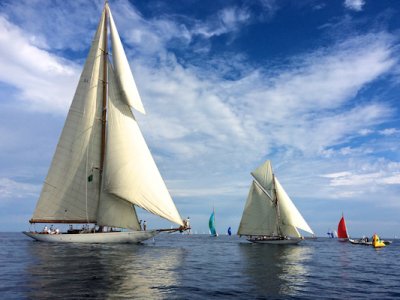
[0,178,40,201]
[0,0,399,234]
[344,0,365,11]
[359,128,373,136]
[379,128,400,136]
[0,15,80,113]
[1,0,100,51]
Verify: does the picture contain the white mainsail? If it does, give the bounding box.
[31,10,106,223]
[30,4,183,229]
[108,8,145,114]
[251,160,275,200]
[237,181,278,236]
[238,160,313,238]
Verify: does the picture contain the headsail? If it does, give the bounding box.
[97,192,141,230]
[31,10,106,223]
[103,62,183,226]
[108,7,145,114]
[275,177,314,236]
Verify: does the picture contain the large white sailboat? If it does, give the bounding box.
[237,160,314,244]
[23,2,184,243]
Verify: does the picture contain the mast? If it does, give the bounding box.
[100,2,109,176]
[273,175,282,236]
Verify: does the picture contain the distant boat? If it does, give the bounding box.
[227,227,232,236]
[349,237,371,246]
[209,209,218,237]
[237,160,314,244]
[337,214,349,242]
[349,235,392,246]
[327,229,337,238]
[23,2,184,244]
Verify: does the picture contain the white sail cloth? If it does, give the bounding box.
[275,177,314,236]
[238,160,314,237]
[31,4,183,229]
[31,10,106,223]
[251,160,275,200]
[237,181,278,236]
[103,64,183,226]
[108,7,145,114]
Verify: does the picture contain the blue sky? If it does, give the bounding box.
[0,0,399,237]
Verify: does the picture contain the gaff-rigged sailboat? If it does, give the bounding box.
[237,160,314,244]
[23,2,184,243]
[209,209,218,237]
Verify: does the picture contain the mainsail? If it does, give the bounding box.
[337,215,349,239]
[30,4,183,228]
[238,160,314,238]
[31,10,106,223]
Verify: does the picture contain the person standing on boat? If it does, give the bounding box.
[143,220,147,231]
[186,217,190,232]
[139,220,142,230]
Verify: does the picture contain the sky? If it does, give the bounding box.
[0,0,399,237]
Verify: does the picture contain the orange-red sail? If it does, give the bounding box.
[337,215,349,239]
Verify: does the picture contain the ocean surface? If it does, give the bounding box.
[1,233,399,299]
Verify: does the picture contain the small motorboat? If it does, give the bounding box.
[349,237,372,246]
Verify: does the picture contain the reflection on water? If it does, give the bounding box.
[25,241,185,299]
[239,243,314,298]
[4,235,400,299]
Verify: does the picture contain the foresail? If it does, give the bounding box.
[103,64,183,226]
[31,10,105,223]
[107,6,145,114]
[237,181,278,236]
[275,177,314,236]
[96,193,141,230]
[251,160,275,199]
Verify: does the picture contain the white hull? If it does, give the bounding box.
[23,230,158,244]
[247,237,302,245]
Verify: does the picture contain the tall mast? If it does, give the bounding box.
[273,175,282,236]
[100,3,108,174]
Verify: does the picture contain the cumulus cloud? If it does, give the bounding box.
[1,0,399,234]
[0,15,80,113]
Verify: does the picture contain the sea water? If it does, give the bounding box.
[0,233,399,299]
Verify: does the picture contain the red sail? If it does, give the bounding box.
[337,216,349,238]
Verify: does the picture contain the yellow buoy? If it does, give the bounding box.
[372,233,385,248]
